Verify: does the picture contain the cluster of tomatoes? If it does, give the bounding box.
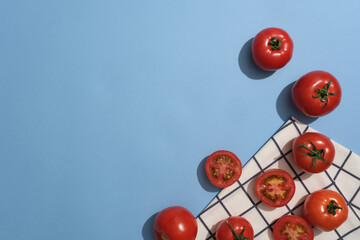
[153,28,347,240]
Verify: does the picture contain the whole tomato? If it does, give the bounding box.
[153,206,198,240]
[292,71,342,117]
[252,27,294,71]
[215,216,254,240]
[292,132,335,173]
[303,189,348,231]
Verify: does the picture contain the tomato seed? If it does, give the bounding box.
[264,175,285,185]
[222,168,233,180]
[214,155,234,166]
[280,222,306,239]
[212,168,219,178]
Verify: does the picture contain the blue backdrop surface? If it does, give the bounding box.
[1,1,360,239]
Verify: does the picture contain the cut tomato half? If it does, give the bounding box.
[205,150,242,188]
[273,215,314,240]
[255,169,295,207]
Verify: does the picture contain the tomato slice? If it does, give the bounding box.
[255,169,295,207]
[273,215,314,240]
[205,150,242,188]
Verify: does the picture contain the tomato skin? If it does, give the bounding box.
[303,189,348,231]
[252,27,294,71]
[205,150,242,188]
[273,215,314,240]
[215,216,254,240]
[255,169,295,207]
[153,206,198,240]
[292,132,335,173]
[291,71,342,117]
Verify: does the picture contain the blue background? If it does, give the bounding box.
[1,1,360,239]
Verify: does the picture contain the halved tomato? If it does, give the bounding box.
[255,169,295,207]
[205,150,242,188]
[273,215,314,240]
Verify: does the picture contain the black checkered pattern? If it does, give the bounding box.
[196,117,360,240]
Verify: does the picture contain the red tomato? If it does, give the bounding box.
[303,189,348,231]
[252,27,294,71]
[255,169,295,207]
[292,71,342,117]
[292,132,335,173]
[205,150,242,188]
[153,206,198,240]
[273,215,314,240]
[215,216,254,240]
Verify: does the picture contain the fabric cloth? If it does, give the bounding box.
[196,117,360,240]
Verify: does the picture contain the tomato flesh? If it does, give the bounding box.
[205,150,242,188]
[255,169,295,207]
[211,155,235,180]
[262,175,289,201]
[273,215,314,240]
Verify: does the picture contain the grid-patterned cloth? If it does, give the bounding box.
[196,117,360,240]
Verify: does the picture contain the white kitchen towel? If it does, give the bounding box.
[196,117,360,240]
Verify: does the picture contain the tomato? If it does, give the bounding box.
[215,216,254,240]
[205,150,242,188]
[273,215,314,240]
[153,206,198,240]
[291,71,342,117]
[303,189,348,231]
[255,169,295,207]
[292,132,335,173]
[252,27,294,71]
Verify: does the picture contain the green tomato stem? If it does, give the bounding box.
[327,200,343,215]
[312,80,338,109]
[296,140,330,168]
[225,219,250,240]
[268,37,282,50]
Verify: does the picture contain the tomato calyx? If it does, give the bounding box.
[268,37,282,50]
[160,233,168,240]
[312,80,338,109]
[296,140,330,168]
[327,200,344,215]
[226,219,250,240]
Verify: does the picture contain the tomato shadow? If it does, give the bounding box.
[245,175,260,203]
[142,212,158,240]
[238,38,275,80]
[276,81,318,124]
[267,228,275,240]
[197,156,222,192]
[313,227,323,237]
[257,201,278,212]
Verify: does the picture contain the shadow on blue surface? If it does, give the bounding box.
[276,81,317,124]
[197,156,221,192]
[142,212,158,240]
[238,38,275,80]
